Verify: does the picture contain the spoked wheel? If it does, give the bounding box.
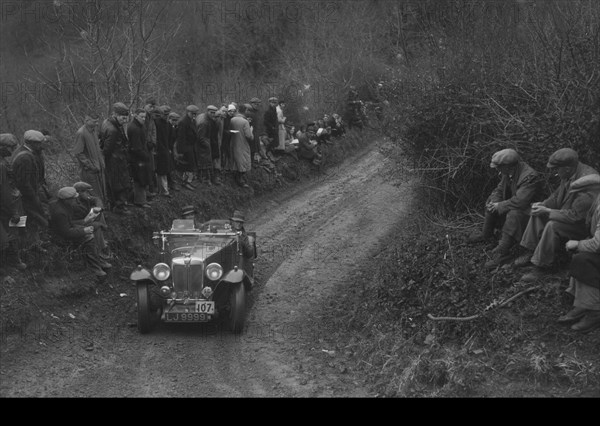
[137,283,157,334]
[229,283,246,334]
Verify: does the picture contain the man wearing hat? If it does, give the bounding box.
[559,176,600,333]
[0,134,27,272]
[11,130,49,252]
[195,105,219,186]
[174,105,200,190]
[229,104,254,188]
[246,98,263,160]
[49,187,111,278]
[72,181,110,258]
[468,148,543,269]
[72,113,107,205]
[263,97,279,153]
[517,148,599,282]
[100,102,132,214]
[154,105,173,197]
[127,108,153,208]
[167,112,181,192]
[229,210,254,259]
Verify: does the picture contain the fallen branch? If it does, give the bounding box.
[427,285,541,322]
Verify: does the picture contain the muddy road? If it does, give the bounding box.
[0,140,415,397]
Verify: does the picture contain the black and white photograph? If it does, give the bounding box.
[0,0,598,397]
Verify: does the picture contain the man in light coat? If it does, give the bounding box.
[72,113,107,205]
[229,104,254,188]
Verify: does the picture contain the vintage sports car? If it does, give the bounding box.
[130,218,256,334]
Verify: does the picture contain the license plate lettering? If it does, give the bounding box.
[195,301,215,314]
[165,312,210,322]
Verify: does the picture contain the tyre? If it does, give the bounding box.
[137,283,154,334]
[229,283,246,334]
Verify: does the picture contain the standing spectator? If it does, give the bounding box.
[195,105,216,186]
[174,105,200,190]
[154,105,172,198]
[11,130,49,253]
[246,97,262,161]
[72,181,110,258]
[516,148,599,282]
[221,104,237,172]
[557,177,600,332]
[100,102,132,215]
[197,105,222,186]
[276,99,287,152]
[264,97,279,153]
[0,134,26,271]
[167,112,181,192]
[144,99,158,197]
[49,186,111,278]
[127,108,153,208]
[467,149,543,269]
[229,104,254,188]
[72,113,107,205]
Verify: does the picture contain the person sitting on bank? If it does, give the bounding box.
[557,178,600,333]
[72,181,111,259]
[468,148,543,269]
[49,187,112,278]
[229,210,254,259]
[516,148,599,282]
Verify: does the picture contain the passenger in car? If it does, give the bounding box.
[229,210,254,258]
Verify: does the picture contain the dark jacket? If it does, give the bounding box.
[263,106,278,140]
[488,161,543,216]
[127,118,153,186]
[49,199,87,241]
[174,115,197,172]
[543,162,599,224]
[11,146,46,225]
[100,117,131,194]
[155,116,172,175]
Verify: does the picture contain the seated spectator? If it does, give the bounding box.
[297,126,322,165]
[558,178,600,333]
[72,181,111,259]
[517,148,599,282]
[331,113,345,137]
[468,149,543,269]
[315,119,332,145]
[49,187,112,278]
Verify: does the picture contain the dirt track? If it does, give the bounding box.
[0,140,415,397]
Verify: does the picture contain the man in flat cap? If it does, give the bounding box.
[167,112,181,192]
[229,104,254,188]
[72,181,110,258]
[468,148,543,269]
[246,98,263,161]
[100,102,132,214]
[49,187,111,278]
[72,112,107,205]
[263,97,279,154]
[11,130,49,253]
[0,134,26,272]
[127,108,153,208]
[174,105,200,190]
[154,105,173,197]
[196,105,220,186]
[517,148,599,282]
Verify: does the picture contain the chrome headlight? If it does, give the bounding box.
[152,263,171,281]
[205,263,223,280]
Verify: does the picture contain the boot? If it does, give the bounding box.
[571,311,600,333]
[467,211,496,244]
[484,235,515,269]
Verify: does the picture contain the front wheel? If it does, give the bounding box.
[229,283,246,334]
[137,283,155,334]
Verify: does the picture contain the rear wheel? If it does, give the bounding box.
[137,283,154,334]
[229,283,246,334]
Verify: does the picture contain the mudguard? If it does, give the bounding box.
[130,266,157,284]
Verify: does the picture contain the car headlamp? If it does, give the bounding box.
[205,263,223,281]
[152,263,171,281]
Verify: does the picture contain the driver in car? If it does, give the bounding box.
[229,210,255,259]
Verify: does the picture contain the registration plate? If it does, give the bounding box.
[165,312,211,322]
[195,301,215,314]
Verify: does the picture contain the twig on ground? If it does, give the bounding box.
[427,285,541,322]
